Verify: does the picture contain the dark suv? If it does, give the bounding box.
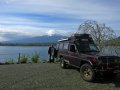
[56,34,120,81]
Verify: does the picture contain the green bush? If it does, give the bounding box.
[20,55,28,64]
[32,53,40,63]
[5,59,15,65]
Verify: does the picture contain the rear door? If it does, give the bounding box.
[62,42,69,60]
[58,42,69,60]
[68,44,80,67]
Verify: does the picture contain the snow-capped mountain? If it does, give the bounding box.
[3,34,67,44]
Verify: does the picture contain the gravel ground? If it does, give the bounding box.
[0,63,120,90]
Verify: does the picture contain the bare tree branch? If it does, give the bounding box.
[77,20,115,51]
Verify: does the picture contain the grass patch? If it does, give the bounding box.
[19,55,28,64]
[5,59,15,65]
[31,53,40,63]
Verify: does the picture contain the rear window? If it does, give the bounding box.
[59,43,64,49]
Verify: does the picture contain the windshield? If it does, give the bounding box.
[76,42,99,52]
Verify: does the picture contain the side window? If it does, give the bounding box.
[63,42,69,49]
[59,43,63,49]
[56,43,59,50]
[69,45,76,52]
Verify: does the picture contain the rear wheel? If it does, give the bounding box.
[60,58,67,69]
[80,64,95,82]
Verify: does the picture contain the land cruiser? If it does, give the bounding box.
[56,34,120,81]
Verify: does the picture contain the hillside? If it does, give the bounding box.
[3,35,66,44]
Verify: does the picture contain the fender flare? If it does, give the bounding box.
[80,60,93,67]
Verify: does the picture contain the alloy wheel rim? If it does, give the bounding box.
[82,67,92,79]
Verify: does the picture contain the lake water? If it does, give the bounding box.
[0,46,49,63]
[0,46,119,63]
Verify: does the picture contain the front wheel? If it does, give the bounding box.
[80,64,95,82]
[60,58,67,69]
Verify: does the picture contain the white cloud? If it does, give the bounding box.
[1,0,120,20]
[0,36,8,41]
[46,29,56,36]
[0,0,120,39]
[1,0,119,20]
[0,23,73,37]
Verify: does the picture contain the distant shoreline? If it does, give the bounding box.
[0,43,57,46]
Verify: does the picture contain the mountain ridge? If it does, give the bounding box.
[1,34,120,44]
[2,34,67,44]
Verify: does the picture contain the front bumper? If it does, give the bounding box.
[94,62,120,73]
[94,56,120,72]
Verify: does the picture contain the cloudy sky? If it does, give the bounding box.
[0,0,120,41]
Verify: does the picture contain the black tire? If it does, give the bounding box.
[60,58,66,69]
[80,64,95,82]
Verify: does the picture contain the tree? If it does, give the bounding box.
[109,39,120,56]
[77,20,115,51]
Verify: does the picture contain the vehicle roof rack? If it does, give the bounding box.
[58,38,69,42]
